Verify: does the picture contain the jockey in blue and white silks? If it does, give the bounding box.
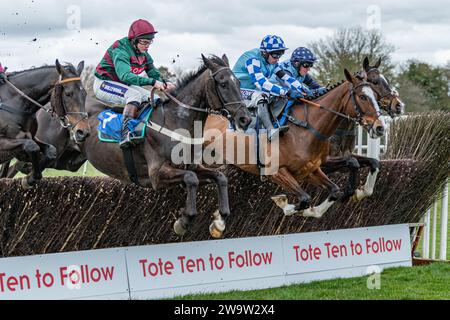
[271,47,327,98]
[233,35,308,141]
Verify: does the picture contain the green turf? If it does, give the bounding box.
[175,263,450,300]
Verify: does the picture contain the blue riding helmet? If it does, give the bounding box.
[290,47,317,64]
[260,35,288,52]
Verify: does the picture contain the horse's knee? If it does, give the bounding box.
[369,159,381,171]
[183,172,199,188]
[215,172,228,187]
[23,140,40,154]
[45,145,57,160]
[346,157,360,170]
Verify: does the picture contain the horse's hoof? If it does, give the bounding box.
[352,188,366,201]
[209,220,225,239]
[173,219,188,236]
[271,195,288,209]
[21,177,33,190]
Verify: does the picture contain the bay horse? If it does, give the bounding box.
[0,61,90,187]
[16,55,251,238]
[203,68,385,219]
[321,57,405,201]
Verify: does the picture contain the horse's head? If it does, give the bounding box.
[52,60,90,143]
[363,57,405,117]
[344,68,385,139]
[201,54,252,130]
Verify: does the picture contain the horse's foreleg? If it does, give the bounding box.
[302,169,341,219]
[322,156,360,201]
[194,165,229,238]
[35,141,57,173]
[149,164,200,237]
[270,167,311,216]
[351,155,381,201]
[0,137,42,188]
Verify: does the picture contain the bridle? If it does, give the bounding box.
[366,67,399,117]
[345,81,382,124]
[3,74,88,132]
[55,76,89,131]
[165,67,246,122]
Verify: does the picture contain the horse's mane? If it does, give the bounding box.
[7,63,78,78]
[173,55,226,96]
[305,80,346,101]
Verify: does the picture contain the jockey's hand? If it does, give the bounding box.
[153,80,166,91]
[287,89,304,100]
[164,82,176,92]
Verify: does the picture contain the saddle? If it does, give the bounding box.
[97,102,158,143]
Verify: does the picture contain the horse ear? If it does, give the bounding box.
[201,54,217,71]
[55,59,63,75]
[363,57,370,71]
[77,61,85,76]
[374,57,381,69]
[222,54,230,67]
[344,68,355,84]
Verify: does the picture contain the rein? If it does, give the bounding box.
[287,81,378,140]
[3,75,88,132]
[164,67,246,121]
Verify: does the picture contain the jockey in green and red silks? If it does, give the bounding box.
[93,19,176,149]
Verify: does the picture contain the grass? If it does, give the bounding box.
[175,263,450,300]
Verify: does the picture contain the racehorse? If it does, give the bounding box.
[203,68,385,219]
[0,61,90,187]
[7,54,251,238]
[321,57,405,201]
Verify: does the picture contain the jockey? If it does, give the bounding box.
[233,35,308,141]
[0,63,6,84]
[93,19,176,149]
[272,47,327,97]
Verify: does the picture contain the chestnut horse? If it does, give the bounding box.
[203,69,385,220]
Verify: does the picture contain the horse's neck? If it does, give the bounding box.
[9,68,58,108]
[301,83,351,139]
[163,75,208,134]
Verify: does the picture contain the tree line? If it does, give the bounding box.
[81,26,450,113]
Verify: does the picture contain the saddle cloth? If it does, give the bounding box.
[97,106,154,143]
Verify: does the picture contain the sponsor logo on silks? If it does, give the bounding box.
[241,89,256,101]
[100,82,128,97]
[131,66,145,75]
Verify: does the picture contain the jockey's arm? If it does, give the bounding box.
[274,68,312,96]
[245,58,287,97]
[304,74,327,95]
[112,49,158,87]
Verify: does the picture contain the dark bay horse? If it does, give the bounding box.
[23,55,251,238]
[203,68,385,219]
[0,61,90,187]
[321,57,405,201]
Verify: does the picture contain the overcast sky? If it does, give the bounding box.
[1,0,449,74]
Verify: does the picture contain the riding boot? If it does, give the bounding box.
[257,101,289,141]
[119,102,139,150]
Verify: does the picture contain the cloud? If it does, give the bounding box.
[0,0,449,72]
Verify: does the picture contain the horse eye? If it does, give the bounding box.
[360,95,367,101]
[220,83,227,89]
